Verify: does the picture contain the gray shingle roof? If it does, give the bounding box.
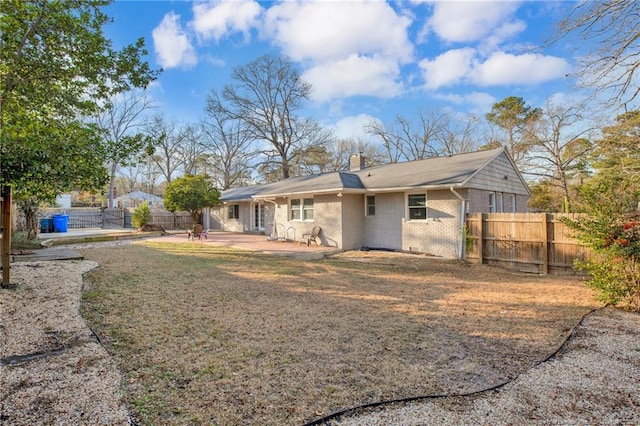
[351,148,501,191]
[220,148,505,201]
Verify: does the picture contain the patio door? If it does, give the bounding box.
[254,202,265,231]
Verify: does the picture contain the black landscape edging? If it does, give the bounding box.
[303,306,603,426]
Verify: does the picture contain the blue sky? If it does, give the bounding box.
[104,1,580,141]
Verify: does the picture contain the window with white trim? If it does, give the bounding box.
[228,204,239,219]
[291,198,314,220]
[489,193,496,213]
[509,194,516,213]
[303,198,314,220]
[366,195,375,216]
[497,192,504,213]
[408,194,427,220]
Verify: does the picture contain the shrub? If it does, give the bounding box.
[564,176,640,311]
[583,217,640,308]
[132,202,152,228]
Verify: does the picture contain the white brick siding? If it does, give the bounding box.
[269,195,341,247]
[362,193,403,250]
[402,190,461,258]
[339,194,363,249]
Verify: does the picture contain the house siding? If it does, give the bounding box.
[339,194,363,249]
[466,152,529,195]
[467,189,529,213]
[218,203,251,232]
[272,198,298,241]
[402,190,461,258]
[269,195,341,247]
[362,193,403,250]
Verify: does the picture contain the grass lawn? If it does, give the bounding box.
[79,241,598,425]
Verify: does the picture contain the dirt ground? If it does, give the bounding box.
[73,241,601,425]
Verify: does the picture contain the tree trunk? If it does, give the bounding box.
[2,185,13,287]
[108,160,118,209]
[17,197,40,240]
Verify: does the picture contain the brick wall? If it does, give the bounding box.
[338,194,363,249]
[402,190,461,258]
[362,193,403,250]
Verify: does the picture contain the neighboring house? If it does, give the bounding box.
[114,191,164,209]
[55,193,72,209]
[210,148,530,258]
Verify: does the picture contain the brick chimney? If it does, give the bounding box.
[350,153,366,171]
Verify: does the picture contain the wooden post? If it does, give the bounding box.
[2,185,12,287]
[541,213,549,275]
[478,213,484,264]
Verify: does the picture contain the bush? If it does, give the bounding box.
[564,178,640,311]
[132,202,152,228]
[577,217,640,309]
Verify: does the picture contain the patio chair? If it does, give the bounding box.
[189,224,204,241]
[300,225,321,246]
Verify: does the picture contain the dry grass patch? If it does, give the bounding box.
[79,242,599,425]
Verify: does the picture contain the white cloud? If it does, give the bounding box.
[152,12,197,69]
[303,55,403,102]
[480,20,527,54]
[262,0,413,63]
[465,92,497,112]
[419,48,476,89]
[331,114,378,140]
[472,52,570,86]
[436,91,496,112]
[420,48,570,90]
[428,1,522,43]
[191,0,262,42]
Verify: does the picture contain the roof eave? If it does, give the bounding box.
[363,183,465,193]
[254,187,364,199]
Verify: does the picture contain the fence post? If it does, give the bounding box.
[478,214,484,264]
[541,213,549,275]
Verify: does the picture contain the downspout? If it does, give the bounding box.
[450,186,466,259]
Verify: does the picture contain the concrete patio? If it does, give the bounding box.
[35,228,341,260]
[145,230,341,260]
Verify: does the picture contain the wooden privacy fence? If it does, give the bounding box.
[39,208,193,230]
[465,213,590,275]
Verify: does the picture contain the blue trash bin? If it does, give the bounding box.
[52,214,69,233]
[40,218,53,233]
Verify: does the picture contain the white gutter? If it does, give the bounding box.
[449,186,466,259]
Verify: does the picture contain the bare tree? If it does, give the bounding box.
[202,99,256,190]
[286,118,335,176]
[94,91,154,208]
[364,119,404,163]
[116,164,144,195]
[146,115,187,183]
[436,113,481,156]
[212,54,325,179]
[179,124,209,176]
[302,138,385,173]
[553,0,640,108]
[522,100,596,212]
[365,109,474,162]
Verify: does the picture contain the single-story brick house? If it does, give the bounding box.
[209,147,530,258]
